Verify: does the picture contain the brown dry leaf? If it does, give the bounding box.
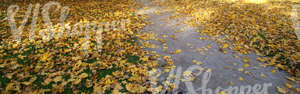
[285,82,293,89]
[277,86,288,94]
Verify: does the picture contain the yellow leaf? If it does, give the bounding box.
[219,91,227,94]
[222,43,229,49]
[162,35,168,38]
[233,62,237,66]
[5,83,14,91]
[176,49,182,54]
[238,68,244,71]
[192,60,197,63]
[196,61,202,65]
[243,57,250,63]
[40,52,50,62]
[22,76,37,85]
[74,79,81,85]
[229,81,235,86]
[53,76,62,82]
[126,83,146,93]
[234,55,239,58]
[244,64,249,68]
[43,78,52,85]
[276,64,285,70]
[79,73,89,79]
[271,69,276,73]
[238,76,244,81]
[12,43,18,48]
[260,73,266,78]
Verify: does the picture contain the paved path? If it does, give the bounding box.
[136,1,299,94]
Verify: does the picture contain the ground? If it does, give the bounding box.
[0,0,299,94]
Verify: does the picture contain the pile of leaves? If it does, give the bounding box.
[0,0,158,93]
[163,0,300,77]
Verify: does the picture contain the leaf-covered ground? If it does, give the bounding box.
[0,0,158,93]
[0,0,299,94]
